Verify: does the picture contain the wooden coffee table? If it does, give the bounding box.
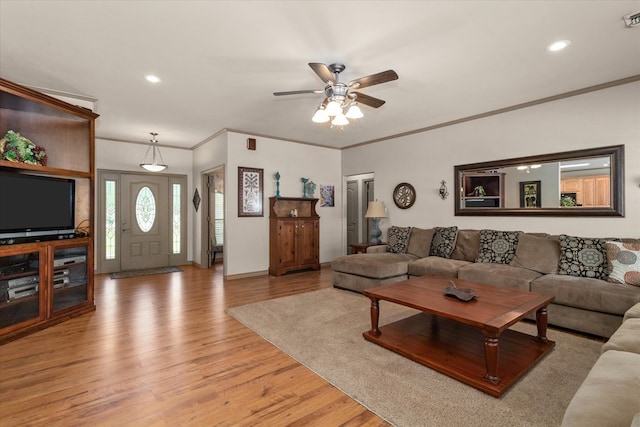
[362,276,555,397]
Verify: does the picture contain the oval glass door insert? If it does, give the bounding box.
[135,186,156,232]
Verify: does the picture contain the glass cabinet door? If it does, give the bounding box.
[52,245,88,312]
[0,250,43,329]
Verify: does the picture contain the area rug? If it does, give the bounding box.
[227,288,602,427]
[109,266,182,279]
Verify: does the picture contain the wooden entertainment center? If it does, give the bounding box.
[0,78,99,344]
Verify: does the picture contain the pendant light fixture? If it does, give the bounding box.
[140,132,168,172]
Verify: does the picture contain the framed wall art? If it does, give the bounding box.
[238,166,264,216]
[320,185,334,207]
[520,180,541,208]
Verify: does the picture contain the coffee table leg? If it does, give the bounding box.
[536,306,549,343]
[483,333,500,385]
[368,297,381,336]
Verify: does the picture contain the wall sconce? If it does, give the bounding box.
[439,180,449,200]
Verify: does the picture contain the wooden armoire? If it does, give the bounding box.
[268,197,320,276]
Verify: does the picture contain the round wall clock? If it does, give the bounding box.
[393,182,416,209]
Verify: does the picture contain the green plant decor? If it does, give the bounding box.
[0,130,48,166]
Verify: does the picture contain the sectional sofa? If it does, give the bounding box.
[561,301,640,426]
[332,226,640,338]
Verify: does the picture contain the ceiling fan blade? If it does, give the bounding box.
[353,92,386,108]
[349,70,398,89]
[273,89,323,96]
[309,63,335,84]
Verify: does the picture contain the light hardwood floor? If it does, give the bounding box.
[0,265,389,426]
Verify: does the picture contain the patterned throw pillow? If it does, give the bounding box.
[605,241,640,286]
[429,226,458,258]
[557,235,608,279]
[387,226,411,254]
[476,230,520,264]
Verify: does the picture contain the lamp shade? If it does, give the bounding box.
[141,163,167,172]
[345,103,363,119]
[364,201,387,218]
[325,99,342,116]
[312,107,330,123]
[331,113,349,126]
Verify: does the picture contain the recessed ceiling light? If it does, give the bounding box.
[145,74,161,83]
[547,40,571,52]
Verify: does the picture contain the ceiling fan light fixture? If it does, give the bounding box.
[345,103,363,119]
[312,107,330,123]
[331,113,349,126]
[140,132,168,172]
[273,62,398,128]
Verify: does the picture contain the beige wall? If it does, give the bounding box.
[342,81,640,241]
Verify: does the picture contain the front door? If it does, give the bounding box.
[120,174,170,270]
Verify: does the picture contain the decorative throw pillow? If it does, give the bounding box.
[605,241,640,286]
[557,235,608,279]
[429,226,458,258]
[387,226,411,254]
[476,230,520,264]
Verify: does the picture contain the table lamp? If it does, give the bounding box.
[364,200,387,244]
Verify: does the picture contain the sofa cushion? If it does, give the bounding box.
[605,240,640,286]
[406,227,434,258]
[558,234,609,280]
[531,274,640,316]
[407,257,472,278]
[624,302,640,321]
[331,253,416,279]
[387,226,411,254]
[429,226,458,258]
[457,263,542,291]
[510,233,561,274]
[476,229,520,264]
[561,350,640,427]
[450,229,480,262]
[601,318,640,354]
[332,271,408,293]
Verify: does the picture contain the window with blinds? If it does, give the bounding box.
[214,191,224,245]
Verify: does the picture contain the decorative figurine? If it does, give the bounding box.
[275,171,281,197]
[301,177,309,198]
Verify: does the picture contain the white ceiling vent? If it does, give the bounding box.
[623,11,640,27]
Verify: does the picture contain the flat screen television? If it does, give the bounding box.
[0,171,75,243]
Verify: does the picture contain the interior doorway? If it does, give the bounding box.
[345,173,374,253]
[203,167,224,268]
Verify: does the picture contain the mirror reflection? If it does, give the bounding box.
[454,145,624,217]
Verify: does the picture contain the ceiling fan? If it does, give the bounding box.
[273,62,399,126]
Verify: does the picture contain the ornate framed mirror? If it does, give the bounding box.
[454,145,624,216]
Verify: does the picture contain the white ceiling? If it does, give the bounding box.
[1,1,639,150]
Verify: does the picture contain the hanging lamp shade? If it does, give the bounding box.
[140,132,168,172]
